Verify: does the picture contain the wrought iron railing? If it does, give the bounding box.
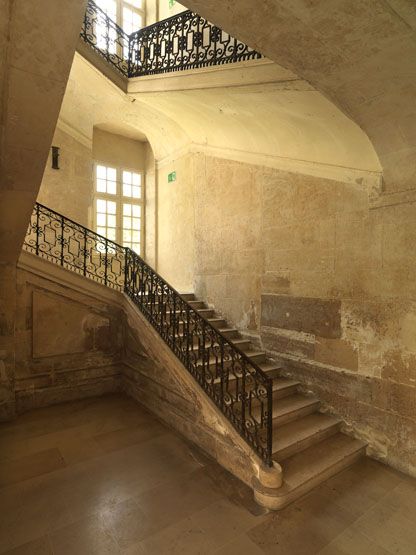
[23,202,273,465]
[80,0,262,78]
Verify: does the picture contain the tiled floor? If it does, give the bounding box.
[0,394,415,554]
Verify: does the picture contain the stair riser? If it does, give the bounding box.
[273,384,299,400]
[274,402,320,427]
[190,341,252,354]
[274,422,341,462]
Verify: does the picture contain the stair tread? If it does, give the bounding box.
[273,394,319,418]
[281,433,366,492]
[272,413,340,455]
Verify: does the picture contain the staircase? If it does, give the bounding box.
[176,293,366,509]
[23,202,366,510]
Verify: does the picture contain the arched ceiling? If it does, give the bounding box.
[179,0,416,192]
[61,54,381,179]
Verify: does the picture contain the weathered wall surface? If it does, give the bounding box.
[37,127,93,226]
[13,253,124,413]
[156,152,416,477]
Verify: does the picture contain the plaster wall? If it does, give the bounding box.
[156,151,416,477]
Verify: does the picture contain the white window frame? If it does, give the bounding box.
[93,162,145,256]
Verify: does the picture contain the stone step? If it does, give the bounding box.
[181,293,195,301]
[196,308,216,318]
[186,300,206,309]
[272,378,300,400]
[255,433,366,510]
[272,394,320,426]
[218,327,240,339]
[272,413,341,461]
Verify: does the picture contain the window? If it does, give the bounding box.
[96,0,118,54]
[94,164,144,255]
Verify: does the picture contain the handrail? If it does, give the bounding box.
[23,202,273,465]
[80,0,262,78]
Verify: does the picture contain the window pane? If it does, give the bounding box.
[97,165,106,179]
[132,173,141,185]
[132,186,141,199]
[132,243,140,253]
[97,213,106,226]
[97,199,106,212]
[107,167,116,181]
[132,205,141,217]
[132,231,140,242]
[107,181,117,195]
[97,227,106,236]
[123,170,132,184]
[123,184,132,197]
[107,215,116,227]
[107,228,116,240]
[97,179,106,193]
[123,230,132,241]
[133,217,140,229]
[123,204,132,216]
[107,201,116,214]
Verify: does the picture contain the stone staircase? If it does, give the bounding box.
[182,292,366,509]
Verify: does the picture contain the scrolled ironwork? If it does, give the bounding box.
[23,202,273,465]
[23,203,125,290]
[80,0,130,76]
[80,0,263,78]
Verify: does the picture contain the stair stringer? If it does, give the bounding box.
[122,296,282,490]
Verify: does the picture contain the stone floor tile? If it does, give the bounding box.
[0,448,66,487]
[0,536,53,555]
[352,502,416,555]
[247,491,356,555]
[318,527,393,555]
[49,514,120,555]
[213,534,265,554]
[94,421,167,453]
[134,466,223,534]
[101,498,153,550]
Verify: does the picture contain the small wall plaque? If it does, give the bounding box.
[169,0,176,8]
[168,171,177,183]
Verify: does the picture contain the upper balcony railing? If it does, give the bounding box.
[80,0,262,78]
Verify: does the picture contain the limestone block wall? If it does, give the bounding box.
[13,253,124,413]
[156,151,416,477]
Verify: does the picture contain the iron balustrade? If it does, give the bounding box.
[24,203,126,290]
[23,202,273,466]
[80,0,262,78]
[81,0,130,75]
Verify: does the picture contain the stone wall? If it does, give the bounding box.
[38,127,93,227]
[13,253,124,412]
[156,152,416,477]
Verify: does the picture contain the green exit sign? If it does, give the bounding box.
[169,0,176,8]
[168,171,177,183]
